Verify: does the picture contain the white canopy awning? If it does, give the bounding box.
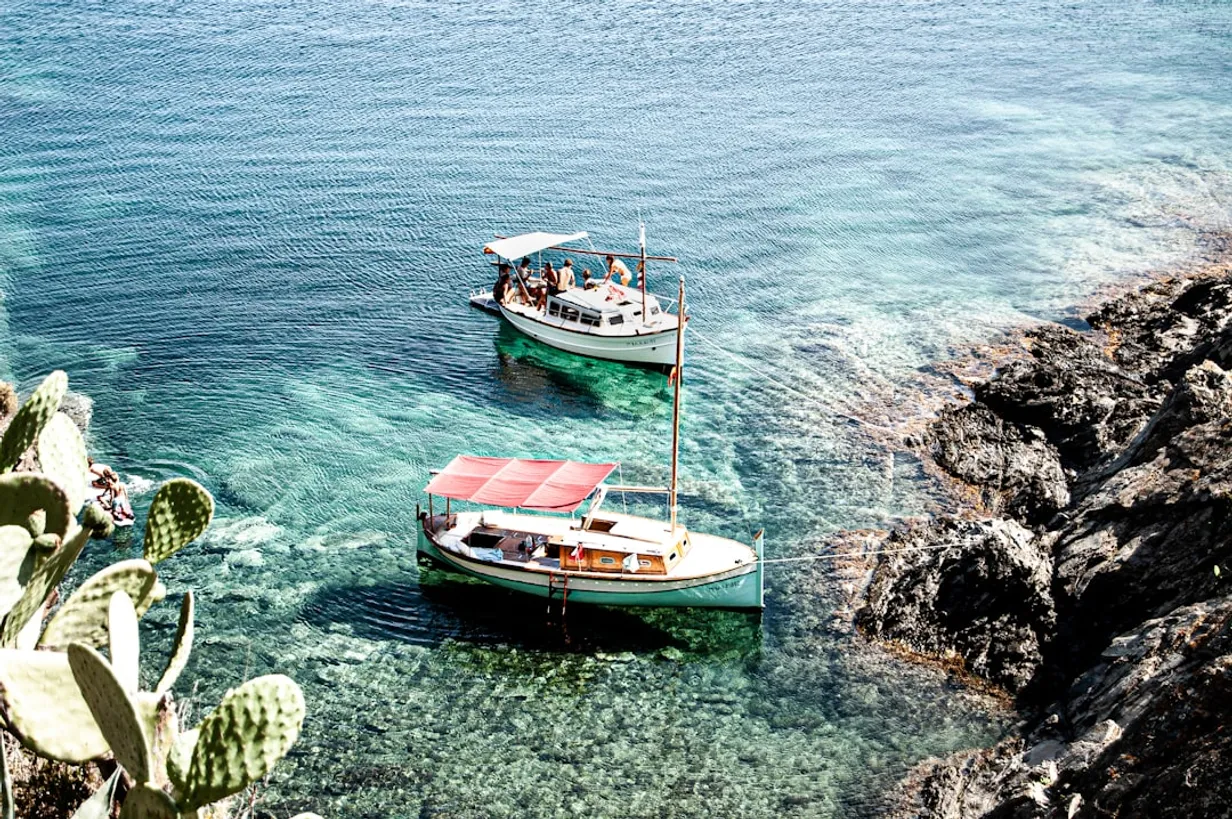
[483,231,588,261]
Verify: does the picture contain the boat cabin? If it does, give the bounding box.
[544,288,665,331]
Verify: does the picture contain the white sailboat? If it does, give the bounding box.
[468,230,682,368]
[423,278,764,610]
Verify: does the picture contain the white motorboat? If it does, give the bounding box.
[469,229,682,368]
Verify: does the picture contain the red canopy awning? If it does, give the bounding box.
[424,456,617,512]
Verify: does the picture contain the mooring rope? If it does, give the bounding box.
[687,328,895,434]
[759,539,968,565]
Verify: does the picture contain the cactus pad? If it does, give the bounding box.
[39,559,158,650]
[0,371,67,474]
[0,525,34,619]
[1,525,90,648]
[67,643,152,784]
[155,592,193,694]
[0,473,73,537]
[81,502,115,540]
[143,479,213,565]
[118,783,177,819]
[108,592,140,692]
[37,413,89,514]
[166,727,197,794]
[180,674,305,810]
[0,647,109,762]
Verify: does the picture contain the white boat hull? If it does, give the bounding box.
[498,304,679,367]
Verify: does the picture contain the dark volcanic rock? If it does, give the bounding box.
[973,325,1161,472]
[857,517,1056,694]
[1048,360,1232,678]
[929,403,1069,526]
[887,597,1232,819]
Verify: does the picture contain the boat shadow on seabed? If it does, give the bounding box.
[296,564,763,661]
[487,322,672,420]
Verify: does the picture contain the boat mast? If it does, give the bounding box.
[669,276,685,535]
[639,221,648,318]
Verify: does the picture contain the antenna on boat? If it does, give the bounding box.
[669,275,685,536]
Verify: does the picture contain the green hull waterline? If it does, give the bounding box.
[417,531,764,610]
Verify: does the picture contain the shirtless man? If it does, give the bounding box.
[602,255,632,286]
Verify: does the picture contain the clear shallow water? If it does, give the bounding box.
[2,0,1231,815]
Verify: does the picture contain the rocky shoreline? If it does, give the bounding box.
[854,234,1232,818]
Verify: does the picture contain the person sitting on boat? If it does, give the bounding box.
[543,261,560,296]
[602,255,632,286]
[581,268,596,289]
[493,264,513,305]
[518,257,533,280]
[558,259,576,291]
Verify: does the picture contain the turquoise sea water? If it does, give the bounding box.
[2,1,1231,816]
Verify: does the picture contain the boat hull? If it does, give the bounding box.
[417,528,763,610]
[498,304,678,367]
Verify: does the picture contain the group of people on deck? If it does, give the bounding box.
[492,254,637,309]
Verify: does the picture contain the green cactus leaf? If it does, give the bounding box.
[67,643,152,783]
[0,647,109,762]
[80,502,115,540]
[181,675,305,810]
[108,592,140,692]
[0,525,34,620]
[37,413,88,515]
[0,525,90,648]
[166,727,197,794]
[117,783,177,819]
[143,479,213,566]
[0,473,73,538]
[38,559,158,650]
[69,770,119,819]
[155,592,193,695]
[0,371,67,474]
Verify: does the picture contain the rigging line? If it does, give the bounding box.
[687,328,895,433]
[760,539,975,565]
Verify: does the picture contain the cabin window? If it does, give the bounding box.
[580,312,601,327]
[669,552,677,561]
[598,556,617,565]
[607,315,624,326]
[561,307,580,322]
[548,303,562,318]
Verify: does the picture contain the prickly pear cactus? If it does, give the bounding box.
[39,559,159,650]
[0,525,90,648]
[155,591,193,694]
[0,647,109,761]
[37,412,89,514]
[143,479,213,565]
[0,371,67,474]
[179,674,305,810]
[0,472,72,538]
[67,643,152,784]
[118,783,177,819]
[108,592,140,692]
